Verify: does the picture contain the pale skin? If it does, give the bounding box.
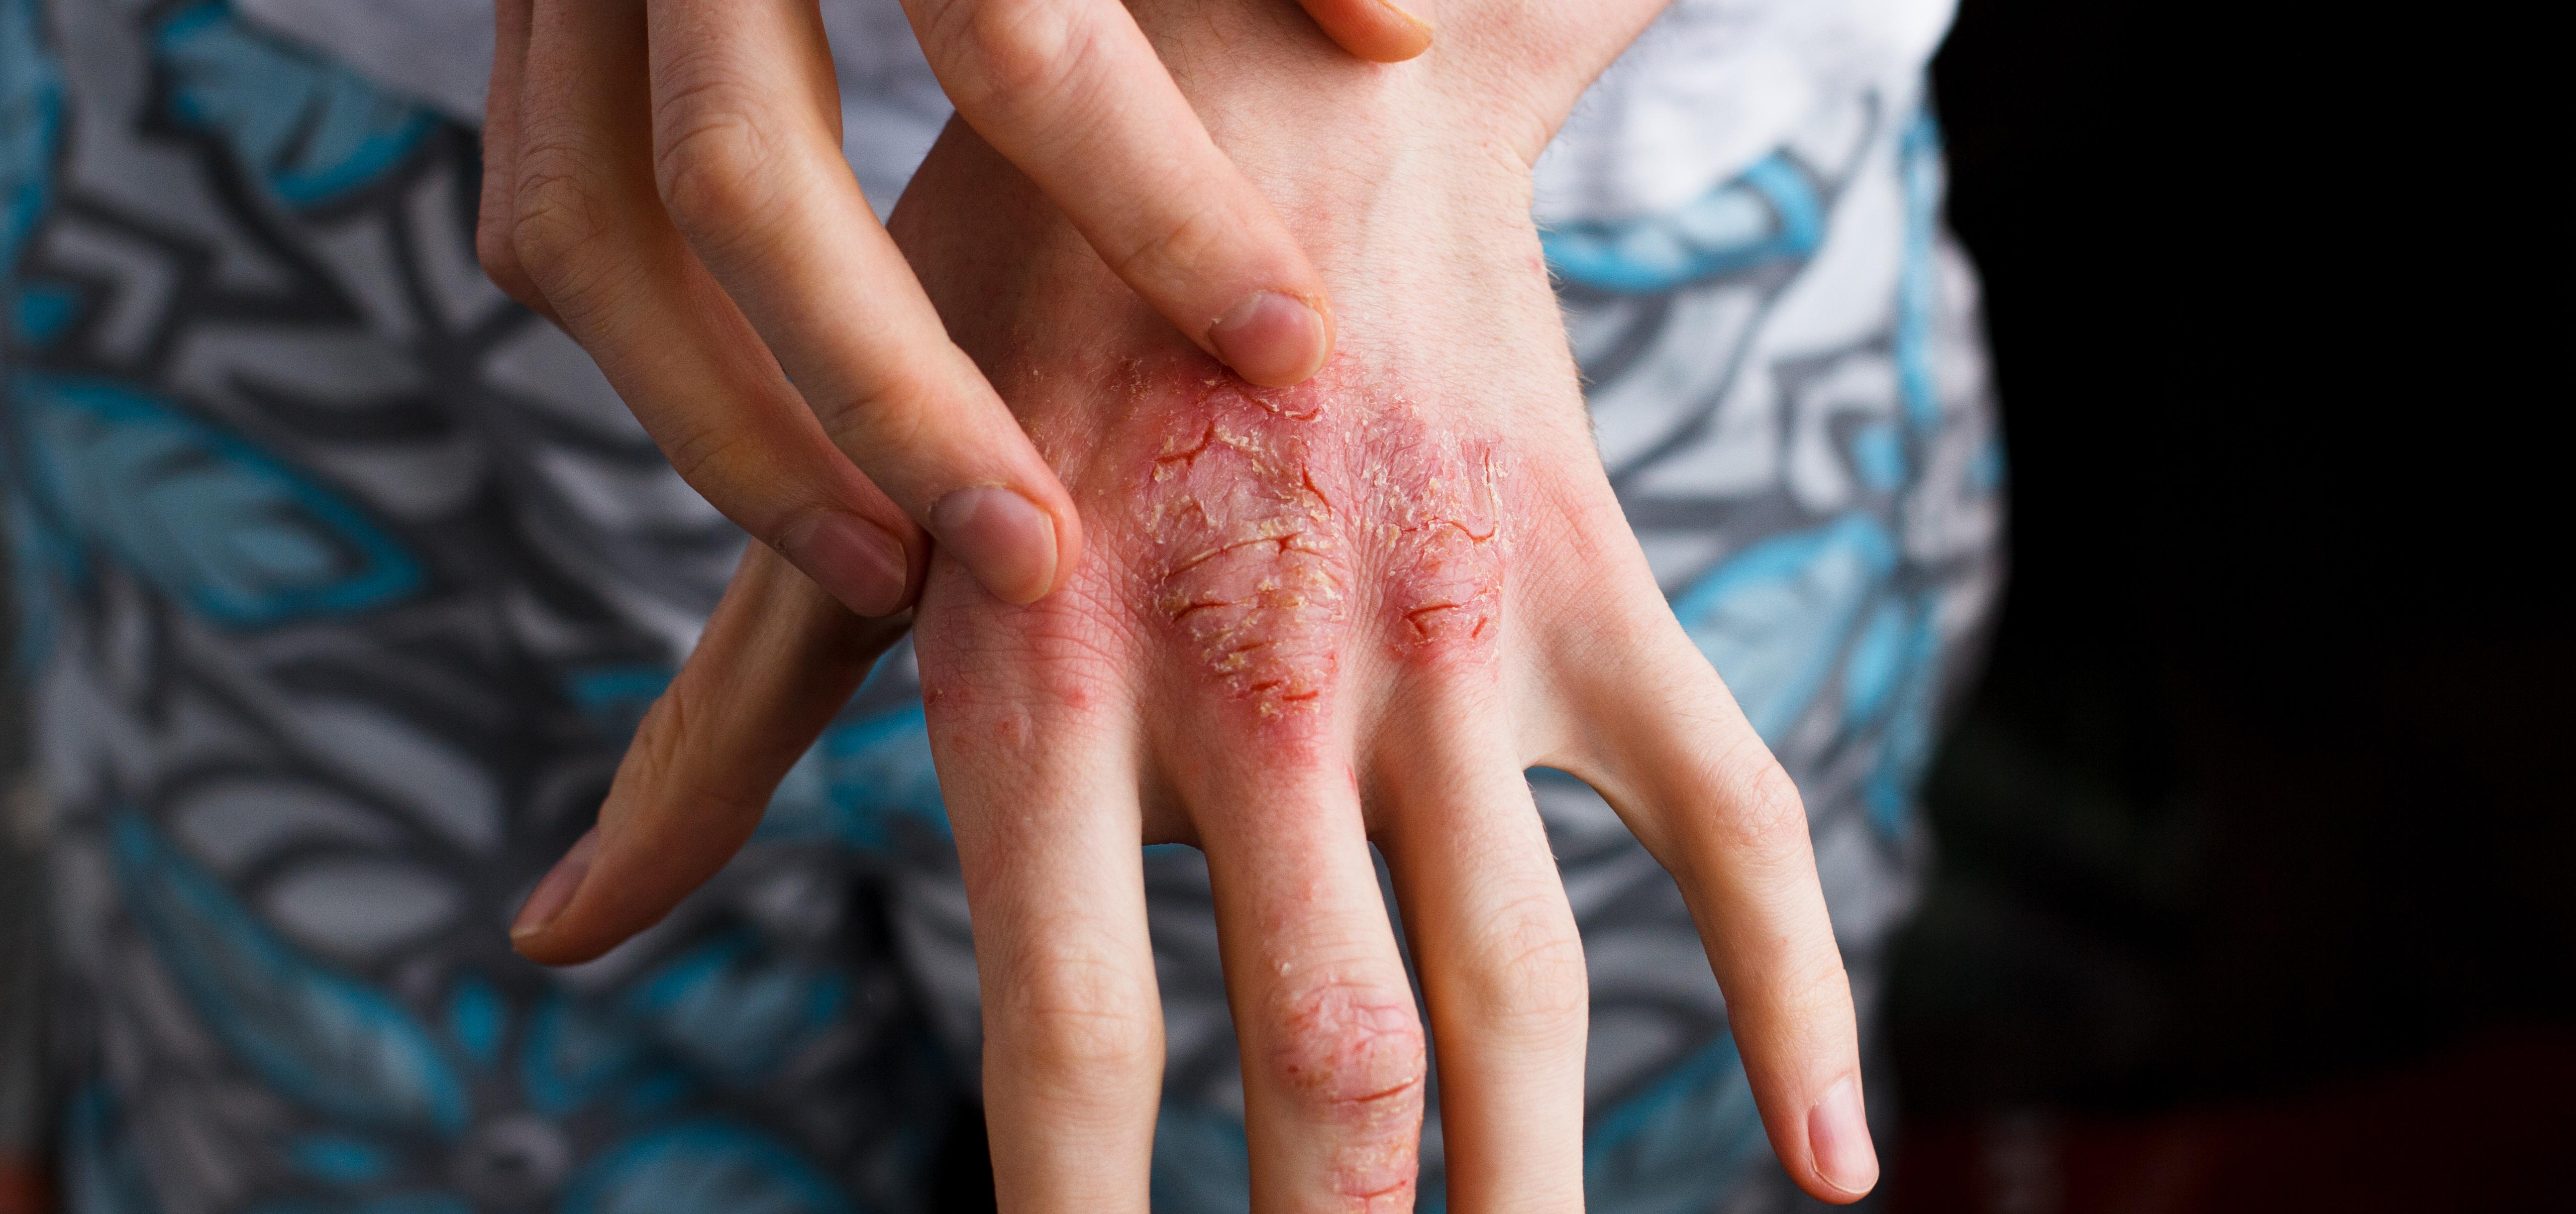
[495,0,1880,1209]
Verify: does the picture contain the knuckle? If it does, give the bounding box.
[950,0,1090,115]
[1134,385,1508,726]
[916,579,1135,732]
[1266,975,1427,1124]
[1714,746,1812,856]
[1380,443,1508,662]
[1795,958,1856,1018]
[1142,403,1355,722]
[1465,898,1590,1043]
[624,690,690,789]
[1746,955,1855,1050]
[473,207,537,306]
[1000,945,1162,1082]
[651,83,789,246]
[508,154,621,303]
[621,684,762,824]
[658,418,754,502]
[808,368,927,455]
[1111,197,1228,283]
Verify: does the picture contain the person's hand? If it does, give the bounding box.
[476,0,1434,619]
[511,0,1877,1207]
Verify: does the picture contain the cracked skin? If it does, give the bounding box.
[1117,363,1507,723]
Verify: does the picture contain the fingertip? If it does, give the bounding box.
[1304,0,1434,62]
[1804,1075,1880,1202]
[1368,1,1435,62]
[509,826,598,959]
[779,511,915,617]
[1208,290,1333,387]
[1044,504,1085,601]
[930,485,1063,605]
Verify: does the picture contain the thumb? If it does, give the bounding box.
[510,545,907,965]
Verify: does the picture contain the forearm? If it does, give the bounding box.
[1126,0,1678,183]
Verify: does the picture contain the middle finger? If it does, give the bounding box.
[1186,739,1427,1212]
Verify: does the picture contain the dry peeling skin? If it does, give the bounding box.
[1267,979,1434,1206]
[1122,364,1507,728]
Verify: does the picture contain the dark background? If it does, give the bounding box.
[1885,0,2572,1208]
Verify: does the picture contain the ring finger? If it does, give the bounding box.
[1374,673,1587,1212]
[1183,737,1428,1212]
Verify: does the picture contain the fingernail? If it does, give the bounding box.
[1380,0,1434,41]
[1807,1076,1881,1198]
[780,512,911,617]
[511,827,598,943]
[1208,291,1331,386]
[929,485,1059,605]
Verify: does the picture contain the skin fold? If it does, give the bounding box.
[513,0,1876,1209]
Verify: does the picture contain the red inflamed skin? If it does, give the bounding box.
[1119,363,1504,726]
[513,1,1884,1210]
[919,341,1532,1208]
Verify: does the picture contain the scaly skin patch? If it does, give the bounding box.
[1266,976,1429,1208]
[1373,442,1504,649]
[1124,367,1506,720]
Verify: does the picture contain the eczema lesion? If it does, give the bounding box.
[1376,444,1505,652]
[1122,364,1509,712]
[1140,390,1351,711]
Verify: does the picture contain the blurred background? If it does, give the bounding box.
[1,0,2567,1212]
[3,488,42,1213]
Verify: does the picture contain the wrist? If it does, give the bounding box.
[889,0,1628,440]
[1129,0,1667,176]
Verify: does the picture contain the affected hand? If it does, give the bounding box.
[888,126,1870,1207]
[513,1,1877,1208]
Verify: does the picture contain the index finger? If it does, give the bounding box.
[914,578,1165,1212]
[902,0,1340,386]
